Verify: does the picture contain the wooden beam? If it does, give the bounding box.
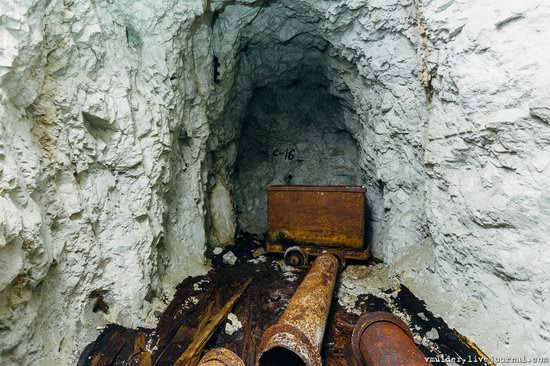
[173,278,253,366]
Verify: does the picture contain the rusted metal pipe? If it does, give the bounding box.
[198,348,245,366]
[257,253,339,366]
[351,312,431,366]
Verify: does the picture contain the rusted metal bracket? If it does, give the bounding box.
[351,311,431,366]
[256,253,339,366]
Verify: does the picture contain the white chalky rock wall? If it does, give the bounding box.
[423,0,550,356]
[0,0,549,364]
[0,1,212,364]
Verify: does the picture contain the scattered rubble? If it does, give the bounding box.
[223,251,238,265]
[225,313,243,336]
[78,237,491,365]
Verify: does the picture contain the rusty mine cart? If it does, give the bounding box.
[267,185,370,269]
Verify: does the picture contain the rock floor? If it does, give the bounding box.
[78,234,491,366]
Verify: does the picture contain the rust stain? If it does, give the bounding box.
[27,75,59,162]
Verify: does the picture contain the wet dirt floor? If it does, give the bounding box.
[78,234,492,366]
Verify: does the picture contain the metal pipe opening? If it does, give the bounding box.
[257,347,307,366]
[256,253,339,366]
[351,312,431,366]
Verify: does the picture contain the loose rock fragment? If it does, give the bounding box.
[224,312,242,335]
[223,251,238,265]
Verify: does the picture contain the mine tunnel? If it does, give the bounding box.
[2,0,549,365]
[214,74,366,238]
[206,14,372,248]
[233,75,363,235]
[81,3,494,365]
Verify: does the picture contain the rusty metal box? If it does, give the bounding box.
[267,185,370,260]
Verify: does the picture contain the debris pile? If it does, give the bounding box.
[78,235,491,365]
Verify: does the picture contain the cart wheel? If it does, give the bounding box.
[284,246,308,268]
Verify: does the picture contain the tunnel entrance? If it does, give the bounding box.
[205,4,368,247]
[233,74,363,234]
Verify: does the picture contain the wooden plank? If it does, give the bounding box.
[172,278,253,366]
